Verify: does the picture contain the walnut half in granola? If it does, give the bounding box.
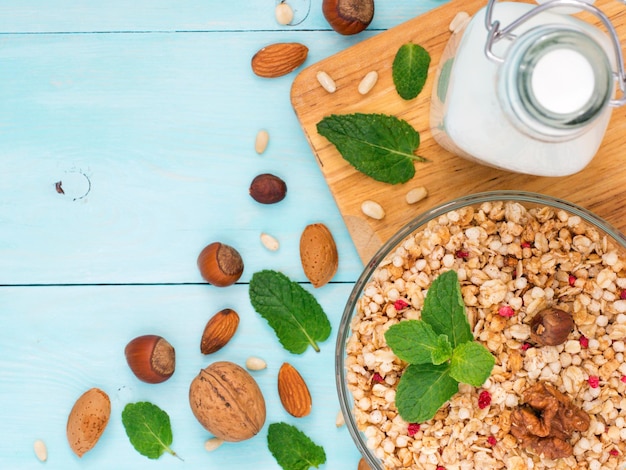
[345,200,626,470]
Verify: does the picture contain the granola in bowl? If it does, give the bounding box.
[336,191,626,470]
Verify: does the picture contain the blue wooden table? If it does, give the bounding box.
[0,1,448,469]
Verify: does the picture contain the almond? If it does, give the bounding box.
[299,223,338,288]
[251,42,308,78]
[66,388,111,457]
[200,308,240,354]
[277,362,312,418]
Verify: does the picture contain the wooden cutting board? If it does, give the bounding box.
[291,0,626,265]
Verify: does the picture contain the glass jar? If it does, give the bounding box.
[430,0,625,176]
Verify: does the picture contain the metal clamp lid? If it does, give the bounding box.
[484,0,626,106]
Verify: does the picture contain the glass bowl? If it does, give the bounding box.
[335,190,626,470]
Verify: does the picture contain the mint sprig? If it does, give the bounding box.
[249,270,331,353]
[316,113,426,184]
[385,270,495,423]
[396,363,459,423]
[421,269,473,348]
[121,402,180,460]
[267,422,326,470]
[392,42,431,100]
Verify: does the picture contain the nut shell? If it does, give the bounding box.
[200,308,240,354]
[300,223,338,288]
[322,0,374,35]
[530,307,574,346]
[249,173,287,204]
[197,242,244,287]
[125,334,175,383]
[189,361,266,442]
[251,42,308,78]
[277,362,312,418]
[66,388,111,457]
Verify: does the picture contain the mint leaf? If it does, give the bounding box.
[316,113,426,184]
[421,270,473,348]
[392,43,431,100]
[121,402,179,460]
[431,334,454,365]
[385,270,496,423]
[385,320,452,365]
[395,363,459,423]
[249,270,331,353]
[267,422,326,470]
[450,341,496,387]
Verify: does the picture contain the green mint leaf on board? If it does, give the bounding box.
[421,270,473,348]
[267,422,327,470]
[385,320,452,365]
[316,113,426,184]
[450,341,496,387]
[249,270,331,353]
[121,402,179,460]
[395,363,459,423]
[392,42,431,100]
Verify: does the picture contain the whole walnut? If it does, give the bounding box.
[189,361,266,442]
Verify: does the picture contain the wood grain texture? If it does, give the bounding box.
[0,0,447,33]
[0,283,359,469]
[291,0,626,264]
[0,32,366,284]
[0,1,460,469]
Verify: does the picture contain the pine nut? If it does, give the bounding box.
[336,409,345,427]
[361,200,385,220]
[449,11,470,33]
[405,186,428,204]
[275,2,294,25]
[260,232,280,251]
[33,440,47,462]
[245,356,267,371]
[255,129,269,154]
[316,71,336,93]
[358,71,378,95]
[204,437,224,452]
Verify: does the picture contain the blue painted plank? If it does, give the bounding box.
[0,283,361,469]
[0,0,449,33]
[0,31,369,284]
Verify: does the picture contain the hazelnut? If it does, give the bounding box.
[197,242,244,287]
[249,173,287,204]
[124,335,175,384]
[530,307,574,346]
[322,0,374,36]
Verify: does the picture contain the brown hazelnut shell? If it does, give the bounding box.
[197,242,244,287]
[322,0,374,35]
[124,334,175,384]
[530,308,574,346]
[249,173,287,204]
